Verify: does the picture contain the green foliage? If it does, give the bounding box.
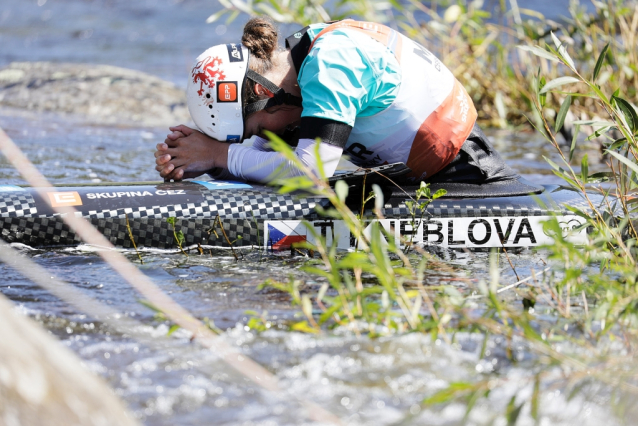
[245,310,273,332]
[209,0,638,423]
[256,133,453,335]
[254,104,638,421]
[167,216,188,256]
[404,181,446,251]
[212,0,638,132]
[207,0,391,27]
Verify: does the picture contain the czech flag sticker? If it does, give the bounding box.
[266,221,307,250]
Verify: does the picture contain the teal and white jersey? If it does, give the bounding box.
[294,20,476,180]
[298,23,402,127]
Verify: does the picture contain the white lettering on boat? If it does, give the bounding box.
[155,190,186,195]
[86,191,155,199]
[265,216,589,250]
[84,189,188,200]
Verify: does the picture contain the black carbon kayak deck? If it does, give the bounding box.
[0,179,596,250]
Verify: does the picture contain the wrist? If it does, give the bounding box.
[210,139,230,170]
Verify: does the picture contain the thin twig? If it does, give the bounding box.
[501,247,520,281]
[125,215,143,264]
[214,215,240,260]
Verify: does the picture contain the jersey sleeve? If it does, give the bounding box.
[297,31,380,127]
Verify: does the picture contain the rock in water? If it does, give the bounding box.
[0,62,190,127]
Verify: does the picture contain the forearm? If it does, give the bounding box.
[227,138,342,183]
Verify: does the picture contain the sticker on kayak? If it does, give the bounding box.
[265,216,589,250]
[47,191,83,207]
[192,180,252,190]
[0,185,25,192]
[266,222,307,250]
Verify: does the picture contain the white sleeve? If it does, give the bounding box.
[251,136,273,152]
[227,138,342,183]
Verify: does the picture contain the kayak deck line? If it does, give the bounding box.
[0,176,597,250]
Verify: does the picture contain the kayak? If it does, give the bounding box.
[0,164,595,251]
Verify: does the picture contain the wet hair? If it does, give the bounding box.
[242,17,281,107]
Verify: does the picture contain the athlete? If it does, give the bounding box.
[154,17,516,184]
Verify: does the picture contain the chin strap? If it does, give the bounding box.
[244,69,303,116]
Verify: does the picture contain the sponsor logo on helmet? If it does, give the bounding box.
[226,43,244,62]
[192,56,226,97]
[217,81,238,103]
[294,32,302,39]
[226,135,241,143]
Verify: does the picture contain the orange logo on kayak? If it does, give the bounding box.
[47,191,83,207]
[217,81,237,102]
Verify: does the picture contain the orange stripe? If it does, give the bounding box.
[406,80,478,180]
[309,20,402,63]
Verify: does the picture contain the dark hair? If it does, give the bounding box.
[242,17,279,108]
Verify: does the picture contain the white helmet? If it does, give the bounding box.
[187,43,248,143]
[187,43,302,143]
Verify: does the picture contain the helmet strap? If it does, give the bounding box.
[244,69,303,116]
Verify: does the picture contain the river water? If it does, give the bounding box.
[0,1,617,425]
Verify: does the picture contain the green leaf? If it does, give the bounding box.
[538,76,547,107]
[167,324,181,336]
[432,189,447,200]
[606,150,638,176]
[416,181,430,200]
[516,45,560,62]
[372,184,384,212]
[571,119,615,127]
[290,320,319,334]
[205,10,227,23]
[587,172,614,183]
[506,395,524,426]
[593,43,610,81]
[539,77,581,94]
[555,95,572,133]
[612,96,638,134]
[166,217,175,225]
[139,299,163,314]
[335,180,348,203]
[607,137,627,151]
[569,123,580,162]
[550,32,575,69]
[581,154,589,183]
[224,9,240,24]
[176,230,185,245]
[589,84,610,104]
[585,126,611,141]
[423,382,475,405]
[531,374,540,421]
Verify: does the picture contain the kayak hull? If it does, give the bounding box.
[0,180,594,250]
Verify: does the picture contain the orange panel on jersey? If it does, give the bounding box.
[406,80,478,180]
[310,20,403,63]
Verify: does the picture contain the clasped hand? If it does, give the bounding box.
[154,125,229,182]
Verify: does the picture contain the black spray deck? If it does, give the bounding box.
[0,171,594,250]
